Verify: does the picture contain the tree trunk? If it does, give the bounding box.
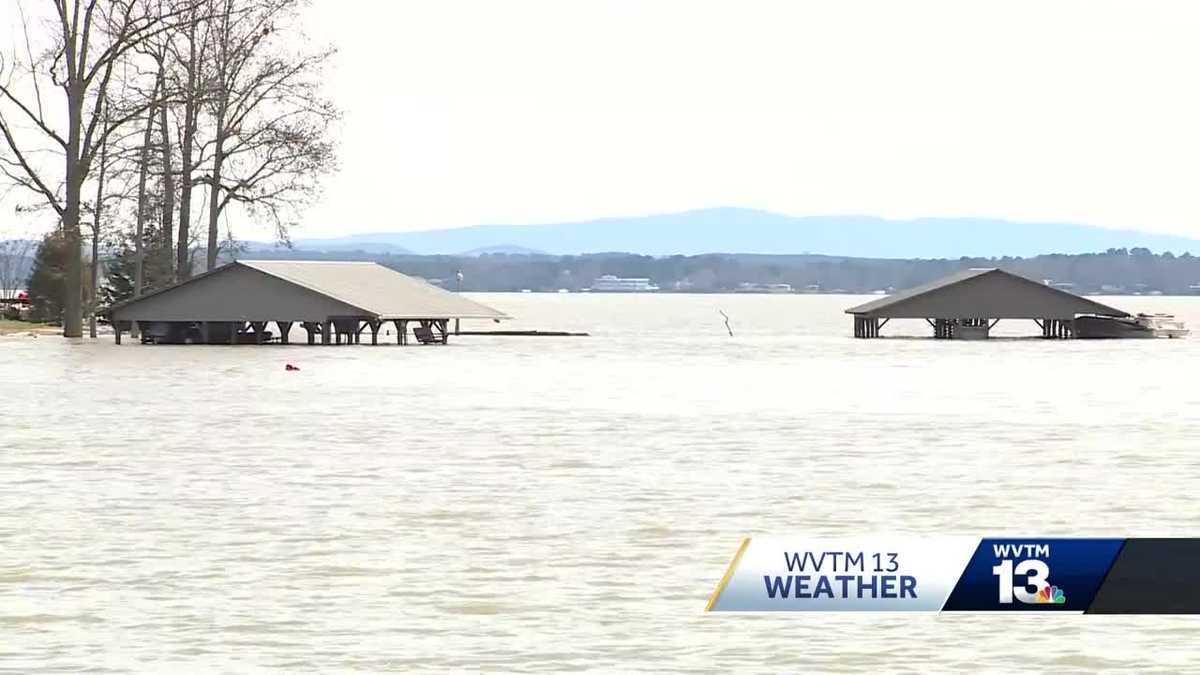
[136,78,160,302]
[206,121,226,271]
[132,93,156,340]
[158,89,175,280]
[62,81,83,339]
[207,6,231,272]
[176,22,200,281]
[89,121,108,339]
[89,234,99,338]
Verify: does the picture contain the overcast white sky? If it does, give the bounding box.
[6,1,1200,239]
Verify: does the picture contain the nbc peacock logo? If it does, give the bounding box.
[1036,585,1066,604]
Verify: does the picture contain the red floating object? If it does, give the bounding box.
[285,363,300,371]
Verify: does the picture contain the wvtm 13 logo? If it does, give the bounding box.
[991,543,1066,605]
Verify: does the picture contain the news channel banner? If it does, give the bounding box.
[706,537,1200,613]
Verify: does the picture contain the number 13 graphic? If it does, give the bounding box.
[992,559,1050,603]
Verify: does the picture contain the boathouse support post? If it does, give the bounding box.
[200,322,211,344]
[277,321,293,344]
[368,319,382,345]
[323,319,332,345]
[113,321,122,344]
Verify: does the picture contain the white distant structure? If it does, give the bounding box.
[735,282,792,293]
[589,275,659,292]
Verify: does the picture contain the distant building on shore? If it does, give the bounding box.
[735,282,792,293]
[589,275,659,292]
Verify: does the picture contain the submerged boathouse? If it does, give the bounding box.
[845,268,1128,339]
[108,260,508,345]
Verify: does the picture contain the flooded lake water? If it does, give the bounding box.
[2,293,1199,672]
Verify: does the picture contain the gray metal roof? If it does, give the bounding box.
[109,260,509,321]
[844,268,1129,319]
[239,260,508,319]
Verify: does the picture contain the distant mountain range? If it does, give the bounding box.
[276,207,1200,258]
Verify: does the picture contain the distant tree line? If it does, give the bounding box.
[229,246,1200,294]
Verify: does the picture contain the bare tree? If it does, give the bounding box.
[0,0,194,337]
[200,0,337,268]
[164,0,212,280]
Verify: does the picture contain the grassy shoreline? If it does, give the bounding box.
[0,320,60,336]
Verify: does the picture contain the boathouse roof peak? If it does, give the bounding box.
[845,267,1128,320]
